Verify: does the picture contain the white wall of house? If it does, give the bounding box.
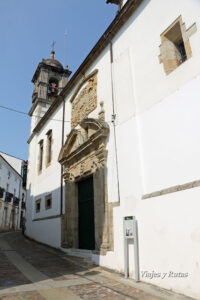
[0,152,24,175]
[0,156,23,229]
[26,105,66,247]
[26,0,200,298]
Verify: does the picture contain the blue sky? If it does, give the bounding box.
[0,0,117,160]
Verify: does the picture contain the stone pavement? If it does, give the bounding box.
[0,231,196,300]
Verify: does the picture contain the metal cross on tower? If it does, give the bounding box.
[51,40,56,52]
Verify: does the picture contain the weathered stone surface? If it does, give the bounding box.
[159,16,196,75]
[59,118,114,254]
[71,77,97,128]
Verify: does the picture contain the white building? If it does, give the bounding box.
[0,152,27,230]
[26,0,200,298]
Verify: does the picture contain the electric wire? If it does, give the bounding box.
[0,104,113,124]
[0,104,71,122]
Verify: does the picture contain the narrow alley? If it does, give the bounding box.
[0,231,194,300]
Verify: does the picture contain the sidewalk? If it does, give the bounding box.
[0,232,197,300]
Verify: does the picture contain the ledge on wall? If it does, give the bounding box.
[106,0,121,4]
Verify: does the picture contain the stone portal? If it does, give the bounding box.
[58,118,113,255]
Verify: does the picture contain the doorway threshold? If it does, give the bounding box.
[59,247,93,259]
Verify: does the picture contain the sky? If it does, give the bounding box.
[0,0,117,160]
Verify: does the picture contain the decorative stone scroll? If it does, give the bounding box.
[71,77,97,128]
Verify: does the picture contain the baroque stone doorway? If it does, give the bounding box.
[58,118,114,255]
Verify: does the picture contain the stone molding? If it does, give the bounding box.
[45,193,52,210]
[58,118,109,181]
[142,179,200,200]
[33,214,61,222]
[70,69,98,103]
[45,129,53,169]
[35,199,41,213]
[59,117,114,254]
[159,15,197,75]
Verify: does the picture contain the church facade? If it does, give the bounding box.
[26,0,200,298]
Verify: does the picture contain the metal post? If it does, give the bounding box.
[133,219,140,282]
[124,216,140,282]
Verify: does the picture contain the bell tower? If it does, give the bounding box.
[29,50,71,130]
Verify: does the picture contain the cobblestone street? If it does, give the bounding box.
[0,232,195,300]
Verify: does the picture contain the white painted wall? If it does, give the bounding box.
[0,152,23,175]
[26,0,200,298]
[0,155,23,229]
[82,0,200,298]
[26,104,64,247]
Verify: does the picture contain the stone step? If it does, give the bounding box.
[59,247,93,259]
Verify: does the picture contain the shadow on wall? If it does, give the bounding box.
[25,173,112,269]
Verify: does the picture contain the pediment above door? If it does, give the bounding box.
[58,118,109,181]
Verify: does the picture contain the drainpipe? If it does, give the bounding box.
[60,98,65,215]
[109,41,121,203]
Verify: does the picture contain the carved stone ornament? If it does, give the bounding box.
[58,118,113,255]
[71,77,97,128]
[58,118,109,181]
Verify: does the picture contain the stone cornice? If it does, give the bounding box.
[58,118,109,166]
[28,98,52,116]
[27,0,143,143]
[32,62,71,83]
[142,179,200,199]
[69,69,98,103]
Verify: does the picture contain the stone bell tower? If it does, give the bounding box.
[29,50,71,129]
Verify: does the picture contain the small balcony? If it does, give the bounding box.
[13,197,20,206]
[5,192,13,202]
[21,201,26,209]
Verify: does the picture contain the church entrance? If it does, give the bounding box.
[59,117,114,254]
[78,176,95,250]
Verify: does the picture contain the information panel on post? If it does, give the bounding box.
[124,216,134,238]
[123,216,140,282]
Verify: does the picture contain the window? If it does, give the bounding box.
[46,130,52,166]
[6,184,9,192]
[8,171,11,178]
[45,194,52,210]
[35,199,41,213]
[38,140,43,172]
[159,16,197,75]
[48,78,58,95]
[0,163,2,169]
[14,189,16,196]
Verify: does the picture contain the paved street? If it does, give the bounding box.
[0,231,195,300]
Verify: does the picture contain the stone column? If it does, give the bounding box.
[62,181,78,248]
[93,167,112,254]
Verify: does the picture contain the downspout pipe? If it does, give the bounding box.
[109,41,121,203]
[60,97,65,215]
